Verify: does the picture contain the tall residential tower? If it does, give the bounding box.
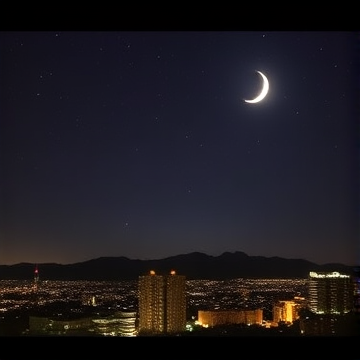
[138,270,186,335]
[307,271,353,314]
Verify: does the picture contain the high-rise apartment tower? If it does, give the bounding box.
[307,271,353,315]
[138,270,186,335]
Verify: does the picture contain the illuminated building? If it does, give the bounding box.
[273,301,297,324]
[298,271,357,335]
[197,309,263,327]
[308,271,353,315]
[92,311,137,337]
[272,297,306,325]
[115,311,137,337]
[28,311,137,337]
[138,270,186,335]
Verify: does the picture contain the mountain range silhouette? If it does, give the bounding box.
[0,251,355,281]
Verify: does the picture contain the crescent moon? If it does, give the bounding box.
[244,71,269,104]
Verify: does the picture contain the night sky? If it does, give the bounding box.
[1,31,358,266]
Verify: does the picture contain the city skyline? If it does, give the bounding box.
[1,31,358,266]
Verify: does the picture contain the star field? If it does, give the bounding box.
[0,31,358,266]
